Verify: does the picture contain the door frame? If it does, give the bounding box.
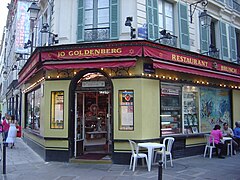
[68,69,114,158]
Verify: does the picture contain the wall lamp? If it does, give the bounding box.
[40,23,59,44]
[190,0,211,27]
[125,17,136,39]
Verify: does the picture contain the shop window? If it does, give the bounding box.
[183,86,200,134]
[26,88,41,131]
[119,90,134,131]
[160,84,182,135]
[200,87,231,132]
[50,91,64,129]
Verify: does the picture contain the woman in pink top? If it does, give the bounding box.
[210,125,226,158]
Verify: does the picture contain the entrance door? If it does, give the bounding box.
[75,91,111,157]
[74,93,84,157]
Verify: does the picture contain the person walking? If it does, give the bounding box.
[2,115,10,141]
[6,115,17,148]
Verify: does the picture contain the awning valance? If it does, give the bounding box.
[153,59,240,83]
[43,58,136,70]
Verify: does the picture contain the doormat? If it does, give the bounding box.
[76,153,107,160]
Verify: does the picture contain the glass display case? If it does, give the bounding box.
[183,86,199,134]
[161,84,182,135]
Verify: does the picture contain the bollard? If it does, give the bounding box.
[2,142,7,174]
[158,161,163,180]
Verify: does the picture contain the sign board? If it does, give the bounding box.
[82,81,105,88]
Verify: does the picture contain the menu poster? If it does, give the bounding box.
[119,90,134,131]
[51,91,64,129]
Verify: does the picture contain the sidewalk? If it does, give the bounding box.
[1,138,240,180]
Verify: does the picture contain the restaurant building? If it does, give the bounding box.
[19,40,240,162]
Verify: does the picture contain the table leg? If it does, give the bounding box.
[231,140,233,156]
[147,148,152,171]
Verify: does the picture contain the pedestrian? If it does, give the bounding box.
[2,115,10,141]
[6,115,17,148]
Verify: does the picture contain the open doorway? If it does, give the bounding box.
[74,72,112,160]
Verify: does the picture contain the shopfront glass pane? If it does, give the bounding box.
[200,88,231,132]
[161,84,182,135]
[25,88,41,131]
[183,86,199,134]
[26,92,34,129]
[33,88,41,130]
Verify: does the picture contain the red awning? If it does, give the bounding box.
[43,58,136,70]
[153,59,240,83]
[18,68,38,86]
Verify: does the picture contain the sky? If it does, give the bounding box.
[0,0,11,41]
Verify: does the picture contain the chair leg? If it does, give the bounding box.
[209,147,212,159]
[153,152,157,163]
[129,156,133,170]
[204,146,207,158]
[145,156,148,170]
[133,157,137,171]
[170,153,173,167]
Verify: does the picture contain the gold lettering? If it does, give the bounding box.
[172,54,176,60]
[116,48,122,53]
[69,51,73,56]
[58,51,65,57]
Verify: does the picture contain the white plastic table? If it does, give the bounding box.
[138,142,165,171]
[222,137,233,156]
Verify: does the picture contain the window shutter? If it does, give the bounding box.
[179,3,190,50]
[77,0,84,42]
[146,0,159,40]
[229,26,237,61]
[200,25,210,54]
[220,22,229,60]
[110,0,119,39]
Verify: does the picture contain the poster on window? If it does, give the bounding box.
[51,91,64,129]
[200,88,231,132]
[119,90,134,130]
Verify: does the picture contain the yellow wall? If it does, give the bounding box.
[233,90,240,124]
[44,80,70,138]
[113,78,160,140]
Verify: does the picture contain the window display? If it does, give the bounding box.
[26,87,41,131]
[51,91,64,129]
[161,84,182,135]
[183,86,199,134]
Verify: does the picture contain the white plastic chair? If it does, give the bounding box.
[203,134,216,158]
[154,137,175,168]
[128,140,148,171]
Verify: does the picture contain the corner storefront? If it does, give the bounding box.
[18,40,240,163]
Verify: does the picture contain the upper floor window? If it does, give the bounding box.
[158,0,174,34]
[77,0,119,42]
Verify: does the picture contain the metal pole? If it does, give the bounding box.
[31,29,34,54]
[2,142,7,174]
[158,161,163,180]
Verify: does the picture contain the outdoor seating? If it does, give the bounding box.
[154,137,175,167]
[128,140,148,171]
[204,134,216,158]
